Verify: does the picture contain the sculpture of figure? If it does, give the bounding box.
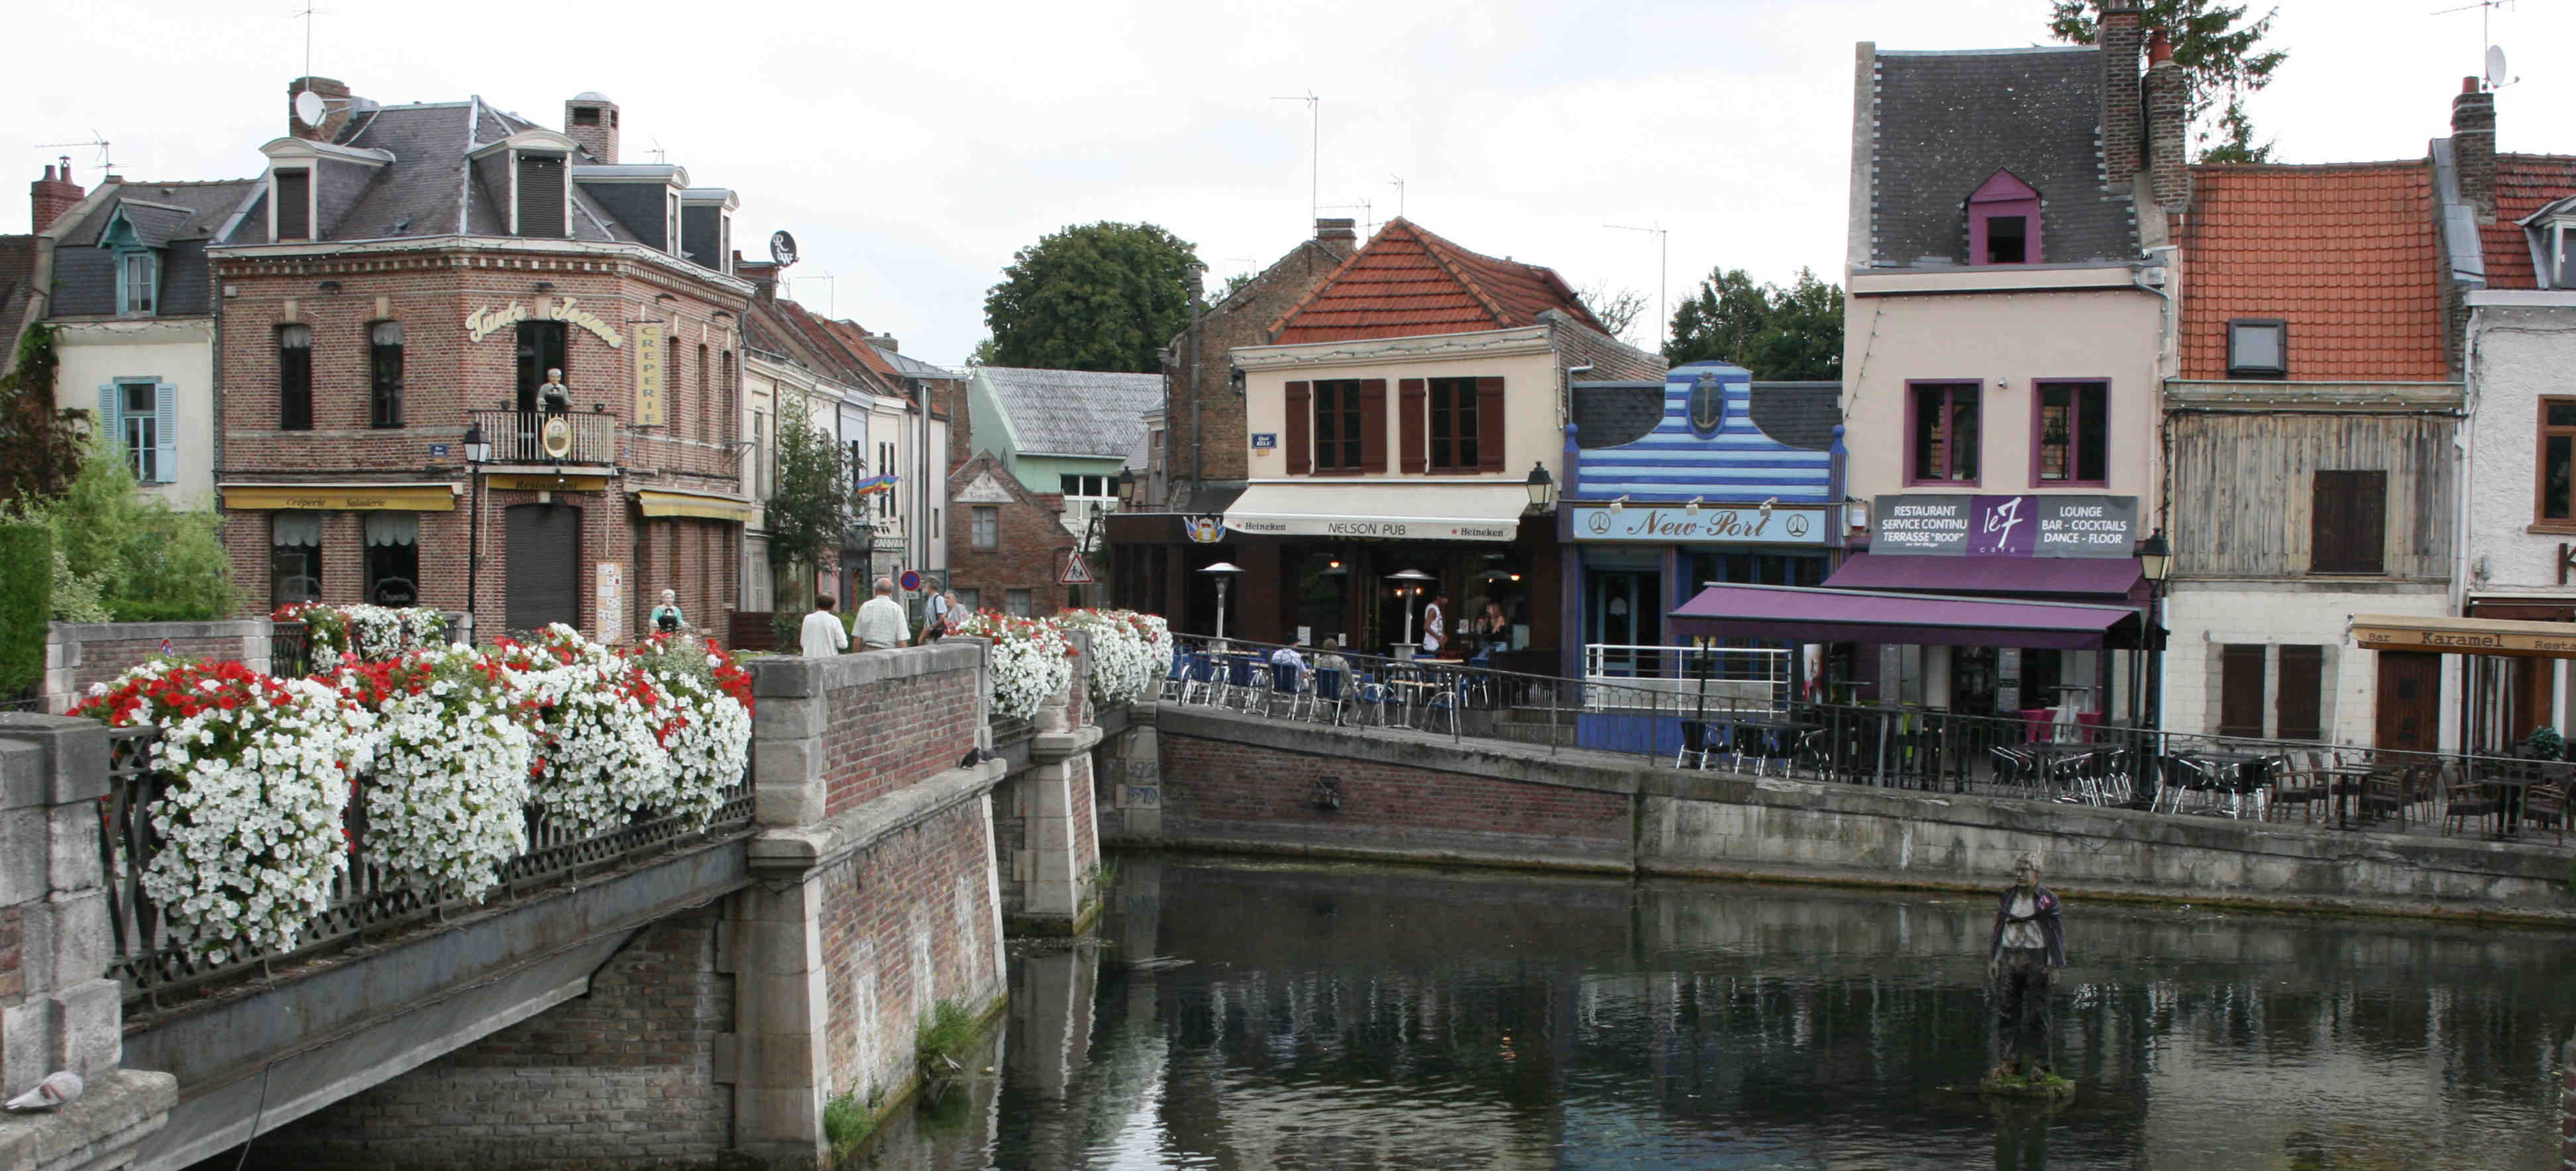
[539,368,571,413]
[1986,853,2066,1086]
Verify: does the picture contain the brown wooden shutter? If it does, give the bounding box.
[2276,645,2323,740]
[2311,470,2388,574]
[2309,474,2347,573]
[1284,380,1311,475]
[1475,376,1506,472]
[517,154,566,238]
[2218,644,2266,738]
[1398,378,1426,474]
[274,170,310,240]
[2351,471,2387,574]
[1359,379,1389,473]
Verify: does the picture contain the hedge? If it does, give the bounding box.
[0,522,52,699]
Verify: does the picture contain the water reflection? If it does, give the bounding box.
[932,857,2576,1169]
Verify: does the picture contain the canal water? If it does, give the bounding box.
[863,855,2576,1170]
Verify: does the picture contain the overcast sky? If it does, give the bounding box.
[12,0,2570,364]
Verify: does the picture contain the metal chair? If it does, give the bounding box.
[1421,672,1468,736]
[1265,660,1308,719]
[1310,668,1348,726]
[1178,652,1220,705]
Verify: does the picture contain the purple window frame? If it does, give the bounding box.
[2029,379,2111,487]
[1905,380,1982,486]
[1966,170,2043,266]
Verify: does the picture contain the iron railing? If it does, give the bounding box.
[269,621,313,678]
[469,409,619,466]
[97,725,753,1007]
[1165,635,2576,846]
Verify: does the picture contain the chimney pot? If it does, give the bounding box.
[2452,80,2497,223]
[565,93,620,165]
[2098,0,2146,184]
[1315,216,1358,258]
[29,163,85,234]
[2145,38,2190,211]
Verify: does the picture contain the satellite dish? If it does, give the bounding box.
[2485,45,2510,90]
[769,230,799,267]
[293,89,327,127]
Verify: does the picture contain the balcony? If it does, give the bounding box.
[470,409,619,468]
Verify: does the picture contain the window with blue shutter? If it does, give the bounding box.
[152,383,178,484]
[98,380,175,484]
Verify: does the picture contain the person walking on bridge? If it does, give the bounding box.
[857,578,911,650]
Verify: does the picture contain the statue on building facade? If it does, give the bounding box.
[538,368,572,413]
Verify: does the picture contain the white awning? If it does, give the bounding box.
[1221,482,1527,543]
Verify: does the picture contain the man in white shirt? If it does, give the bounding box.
[799,594,849,658]
[1421,593,1448,656]
[856,577,911,650]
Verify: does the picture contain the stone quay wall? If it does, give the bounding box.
[2562,1033,2573,1171]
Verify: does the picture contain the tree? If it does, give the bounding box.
[983,222,1206,372]
[763,397,854,612]
[30,434,236,621]
[2048,0,2288,163]
[1574,282,1651,344]
[1216,271,1258,303]
[0,325,82,511]
[1663,268,1844,382]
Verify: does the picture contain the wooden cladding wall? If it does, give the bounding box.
[2167,411,2457,580]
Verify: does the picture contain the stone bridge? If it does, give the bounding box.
[0,636,1106,1171]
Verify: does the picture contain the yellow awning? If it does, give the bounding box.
[2349,613,2576,659]
[637,489,755,522]
[224,483,457,512]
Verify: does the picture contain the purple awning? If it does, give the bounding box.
[1669,583,2148,650]
[1823,552,2143,600]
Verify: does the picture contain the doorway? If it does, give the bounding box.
[506,503,582,634]
[1586,570,1662,676]
[2375,651,2441,752]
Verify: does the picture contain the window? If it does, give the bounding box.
[274,169,311,240]
[2277,645,2324,741]
[1004,589,1033,617]
[2310,470,2387,574]
[1427,378,1481,471]
[278,325,313,431]
[752,411,771,497]
[1984,217,2027,264]
[363,512,420,606]
[2218,644,2266,739]
[115,381,159,484]
[666,335,682,431]
[1966,169,2042,266]
[2227,319,2287,379]
[1311,379,1364,472]
[972,507,999,549]
[877,441,896,518]
[515,152,566,237]
[953,588,980,611]
[1059,474,1112,499]
[2537,399,2576,523]
[2033,382,2108,485]
[270,511,323,607]
[720,352,735,436]
[696,344,711,437]
[369,321,404,428]
[1908,383,1980,484]
[120,251,157,315]
[515,320,569,411]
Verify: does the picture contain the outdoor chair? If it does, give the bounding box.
[2523,764,2572,844]
[1161,653,1187,701]
[1220,656,1266,710]
[1422,674,1466,736]
[2358,764,2414,831]
[1265,661,1308,720]
[1353,673,1398,727]
[2440,764,2500,837]
[2267,750,2328,824]
[1179,653,1220,705]
[1309,668,1348,726]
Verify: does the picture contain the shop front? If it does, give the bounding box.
[1562,500,1836,679]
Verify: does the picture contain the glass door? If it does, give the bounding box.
[1587,570,1662,676]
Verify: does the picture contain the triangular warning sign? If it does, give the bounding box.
[1057,550,1095,584]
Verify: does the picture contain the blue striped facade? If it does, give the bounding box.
[1573,365,1839,504]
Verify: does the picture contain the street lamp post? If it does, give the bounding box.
[1200,561,1242,643]
[462,423,492,640]
[2137,529,2172,731]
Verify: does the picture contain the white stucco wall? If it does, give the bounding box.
[2463,299,2576,596]
[51,317,217,509]
[2163,584,2457,748]
[1235,327,1566,487]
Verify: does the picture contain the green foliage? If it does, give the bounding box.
[1664,268,1843,381]
[30,436,237,623]
[2048,0,2288,163]
[983,222,1205,373]
[0,522,51,697]
[915,998,979,1082]
[763,397,853,613]
[822,1088,877,1154]
[0,325,81,511]
[2526,725,2564,762]
[50,550,109,623]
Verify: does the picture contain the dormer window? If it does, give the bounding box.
[1966,169,2043,266]
[121,251,158,315]
[516,152,568,238]
[2522,199,2576,290]
[2227,319,2288,379]
[274,168,311,240]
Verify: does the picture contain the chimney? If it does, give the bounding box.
[2145,32,2190,211]
[1315,217,1358,257]
[2453,76,2496,224]
[288,76,353,142]
[735,256,779,301]
[565,93,620,164]
[30,161,83,233]
[2098,0,2145,184]
[871,334,898,353]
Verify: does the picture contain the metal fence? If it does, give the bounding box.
[269,621,313,678]
[468,409,619,466]
[97,725,755,1007]
[1166,635,2575,846]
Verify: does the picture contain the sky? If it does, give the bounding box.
[10,0,2570,364]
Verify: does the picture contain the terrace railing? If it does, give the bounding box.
[469,409,620,467]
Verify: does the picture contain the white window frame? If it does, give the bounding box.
[118,250,158,315]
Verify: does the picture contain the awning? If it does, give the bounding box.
[1823,552,2142,599]
[1222,482,1527,542]
[637,488,756,522]
[2351,613,2576,659]
[224,483,457,511]
[1670,582,2151,650]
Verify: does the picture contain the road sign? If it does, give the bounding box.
[899,570,923,592]
[1057,550,1095,585]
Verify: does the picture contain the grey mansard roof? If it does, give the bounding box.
[1868,47,2139,268]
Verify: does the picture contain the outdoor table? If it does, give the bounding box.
[2475,772,2542,839]
[2173,752,2273,818]
[1707,715,1809,776]
[2312,766,2377,829]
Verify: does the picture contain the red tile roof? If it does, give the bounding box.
[2178,162,2449,381]
[745,294,908,397]
[1269,217,1608,344]
[2483,154,2576,290]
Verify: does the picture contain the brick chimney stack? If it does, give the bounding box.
[735,254,779,302]
[288,76,353,142]
[2145,32,2191,211]
[2099,0,2145,184]
[30,161,83,233]
[1315,217,1358,258]
[565,93,620,164]
[2453,76,2496,224]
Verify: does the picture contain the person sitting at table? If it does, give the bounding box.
[1313,638,1350,677]
[1269,642,1309,672]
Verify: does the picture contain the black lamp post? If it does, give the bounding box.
[2137,529,2172,731]
[462,423,492,640]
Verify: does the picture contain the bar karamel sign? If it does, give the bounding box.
[1873,493,2137,558]
[2349,615,2576,659]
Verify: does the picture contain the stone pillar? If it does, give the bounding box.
[0,714,177,1171]
[2561,1033,2573,1171]
[1102,709,1162,839]
[1012,631,1104,935]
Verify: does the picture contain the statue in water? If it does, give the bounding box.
[1984,853,2068,1096]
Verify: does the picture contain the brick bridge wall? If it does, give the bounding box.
[40,620,272,713]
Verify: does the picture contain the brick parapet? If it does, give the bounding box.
[0,714,129,1109]
[42,619,272,714]
[746,640,984,826]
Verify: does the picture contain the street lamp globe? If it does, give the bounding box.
[2137,529,2172,583]
[1525,462,1553,510]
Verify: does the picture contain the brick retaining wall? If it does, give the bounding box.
[818,799,1005,1108]
[40,620,270,713]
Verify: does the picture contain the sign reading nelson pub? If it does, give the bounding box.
[1872,494,2138,558]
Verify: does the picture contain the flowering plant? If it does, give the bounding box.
[956,610,1074,720]
[274,603,449,671]
[1057,609,1169,707]
[623,633,754,829]
[331,644,535,901]
[493,624,682,839]
[72,660,376,962]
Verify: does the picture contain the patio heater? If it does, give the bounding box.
[1200,562,1242,644]
[1388,568,1435,656]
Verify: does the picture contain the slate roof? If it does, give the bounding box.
[2482,155,2576,290]
[975,366,1161,464]
[46,179,260,319]
[1270,217,1608,343]
[1748,382,1843,450]
[2176,162,2447,380]
[1868,48,2137,267]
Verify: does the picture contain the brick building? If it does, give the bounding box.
[946,451,1077,617]
[207,78,755,644]
[1152,217,1356,511]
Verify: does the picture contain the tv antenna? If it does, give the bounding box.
[1606,223,1669,352]
[289,1,328,83]
[1319,198,1371,238]
[37,134,113,178]
[1388,176,1405,220]
[649,136,668,164]
[2433,0,2519,87]
[1271,91,1319,221]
